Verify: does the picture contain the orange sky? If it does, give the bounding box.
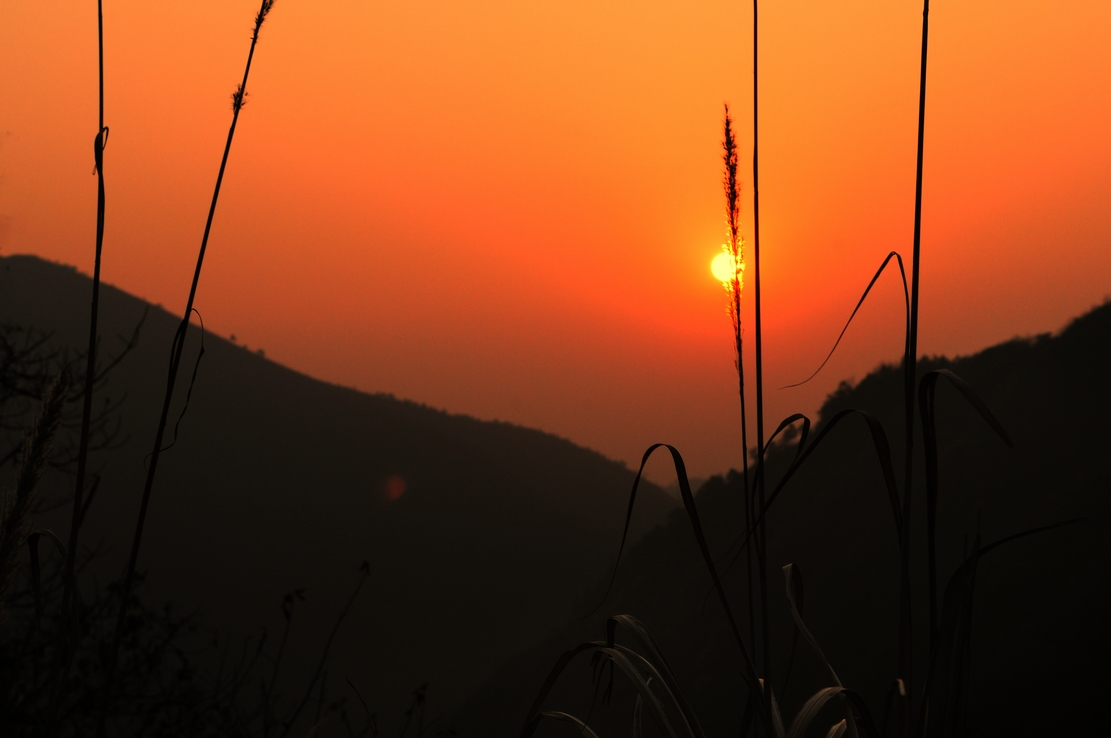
[2,0,1109,482]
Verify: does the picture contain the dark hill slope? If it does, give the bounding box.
[453,301,1111,738]
[0,254,676,724]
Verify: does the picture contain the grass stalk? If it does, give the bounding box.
[751,0,772,698]
[900,0,930,728]
[721,105,755,655]
[94,3,276,734]
[46,1,108,729]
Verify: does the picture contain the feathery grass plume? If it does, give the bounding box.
[0,369,70,621]
[721,104,756,655]
[96,2,278,734]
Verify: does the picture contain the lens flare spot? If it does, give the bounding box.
[383,474,407,502]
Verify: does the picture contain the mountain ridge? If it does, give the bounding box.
[0,253,678,729]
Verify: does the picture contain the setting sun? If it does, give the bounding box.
[711,251,736,283]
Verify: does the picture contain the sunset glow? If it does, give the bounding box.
[2,0,1108,481]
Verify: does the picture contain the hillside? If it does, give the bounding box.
[0,254,677,728]
[452,301,1111,737]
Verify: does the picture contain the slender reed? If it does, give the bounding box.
[95,2,276,734]
[46,2,109,728]
[721,105,756,654]
[899,0,931,727]
[750,0,772,694]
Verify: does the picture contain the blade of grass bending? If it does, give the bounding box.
[919,519,1079,737]
[520,643,688,738]
[787,687,880,738]
[606,615,706,738]
[826,720,848,738]
[782,564,841,688]
[715,413,809,584]
[533,711,603,738]
[608,645,696,738]
[921,528,979,738]
[95,4,277,735]
[593,444,764,700]
[724,410,903,581]
[918,369,1013,645]
[760,679,787,738]
[781,252,908,389]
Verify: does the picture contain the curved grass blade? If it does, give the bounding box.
[781,252,909,389]
[591,444,762,701]
[788,687,880,738]
[783,564,840,687]
[920,518,1080,737]
[606,615,706,738]
[520,642,690,738]
[826,720,848,738]
[919,368,1014,641]
[715,414,810,576]
[609,644,697,738]
[725,409,902,578]
[531,712,602,738]
[765,680,787,738]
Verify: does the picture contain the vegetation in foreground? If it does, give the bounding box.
[1,0,1106,736]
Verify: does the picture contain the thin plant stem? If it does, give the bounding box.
[94,3,275,735]
[46,2,107,731]
[901,0,930,730]
[751,0,772,698]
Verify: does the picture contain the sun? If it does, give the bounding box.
[711,251,736,283]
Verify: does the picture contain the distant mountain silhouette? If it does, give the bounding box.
[0,254,677,729]
[453,301,1111,737]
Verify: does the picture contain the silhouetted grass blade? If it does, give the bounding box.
[918,368,1014,640]
[782,564,841,688]
[729,410,902,573]
[606,615,706,738]
[787,687,879,738]
[782,252,908,389]
[520,641,691,738]
[532,711,602,738]
[604,613,706,738]
[922,519,1080,737]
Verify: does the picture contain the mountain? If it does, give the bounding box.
[0,254,677,729]
[451,301,1111,737]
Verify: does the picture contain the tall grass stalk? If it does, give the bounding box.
[720,105,756,654]
[750,0,772,697]
[899,0,931,727]
[47,1,109,728]
[95,2,276,734]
